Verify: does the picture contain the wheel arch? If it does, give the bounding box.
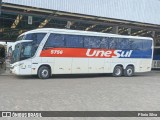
[125,64,135,70]
[114,64,124,70]
[38,64,52,76]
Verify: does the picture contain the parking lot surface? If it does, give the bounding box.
[0,70,160,112]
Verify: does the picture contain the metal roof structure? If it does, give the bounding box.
[2,0,160,25]
[0,0,160,45]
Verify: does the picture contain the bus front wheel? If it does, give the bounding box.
[124,66,134,77]
[38,66,50,79]
[112,66,123,77]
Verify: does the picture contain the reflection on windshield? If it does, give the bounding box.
[11,43,21,63]
[12,33,46,63]
[20,42,33,61]
[11,42,34,63]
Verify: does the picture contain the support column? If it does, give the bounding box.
[152,31,156,46]
[112,26,119,34]
[66,21,73,29]
[128,28,131,35]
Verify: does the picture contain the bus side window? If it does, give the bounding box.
[115,38,122,49]
[84,36,101,48]
[108,37,117,49]
[143,40,152,50]
[130,39,143,50]
[65,35,83,48]
[117,38,131,50]
[101,37,109,49]
[44,34,65,49]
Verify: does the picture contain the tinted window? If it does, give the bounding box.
[84,36,101,48]
[44,33,151,50]
[118,38,131,50]
[45,34,65,48]
[130,39,143,50]
[100,37,109,49]
[154,48,160,56]
[108,37,118,49]
[25,33,46,44]
[143,40,152,50]
[115,38,123,49]
[66,35,83,48]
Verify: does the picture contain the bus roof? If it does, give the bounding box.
[21,28,153,40]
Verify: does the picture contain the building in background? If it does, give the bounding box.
[0,0,160,46]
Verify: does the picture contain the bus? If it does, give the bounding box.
[10,28,153,79]
[152,47,160,69]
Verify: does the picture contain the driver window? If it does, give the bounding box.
[23,45,32,56]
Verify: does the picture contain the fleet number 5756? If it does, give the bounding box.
[51,50,63,55]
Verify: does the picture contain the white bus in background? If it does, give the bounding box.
[152,46,160,69]
[10,28,153,79]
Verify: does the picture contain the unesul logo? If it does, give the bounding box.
[86,49,133,58]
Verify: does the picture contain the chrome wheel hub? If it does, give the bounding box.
[42,69,48,77]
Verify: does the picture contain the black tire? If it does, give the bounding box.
[124,66,134,77]
[38,66,50,79]
[112,66,123,77]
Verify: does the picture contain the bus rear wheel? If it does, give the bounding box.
[38,66,50,79]
[113,66,123,77]
[124,66,134,77]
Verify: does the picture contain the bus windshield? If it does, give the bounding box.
[17,33,46,45]
[11,42,34,63]
[12,33,46,63]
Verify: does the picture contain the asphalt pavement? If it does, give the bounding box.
[0,71,160,120]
